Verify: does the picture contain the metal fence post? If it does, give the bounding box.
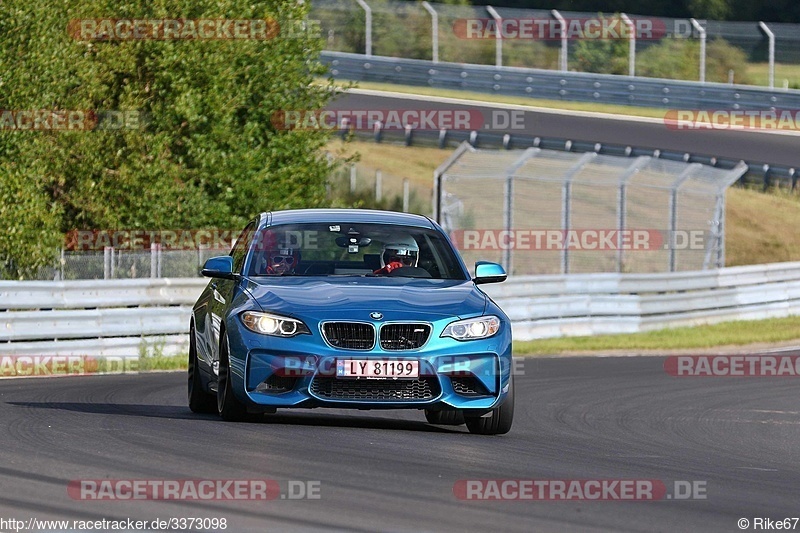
[421,1,439,63]
[375,170,382,201]
[103,246,111,279]
[718,193,726,268]
[432,142,476,224]
[350,164,357,193]
[503,172,513,272]
[551,10,568,72]
[690,19,706,83]
[402,178,410,212]
[615,156,649,272]
[503,148,541,274]
[621,13,636,77]
[355,0,372,57]
[561,181,571,274]
[668,164,701,271]
[759,21,775,89]
[702,194,724,269]
[151,243,158,278]
[560,152,596,273]
[486,6,503,67]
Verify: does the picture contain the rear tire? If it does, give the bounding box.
[188,325,216,414]
[464,375,514,435]
[424,409,465,426]
[217,333,249,422]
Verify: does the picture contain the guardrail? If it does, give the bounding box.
[322,51,800,111]
[2,265,800,354]
[0,278,207,356]
[482,261,800,340]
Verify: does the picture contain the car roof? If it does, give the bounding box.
[264,209,436,229]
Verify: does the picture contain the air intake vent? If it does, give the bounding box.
[310,377,439,401]
[380,324,431,350]
[255,374,297,394]
[450,376,491,396]
[322,322,375,350]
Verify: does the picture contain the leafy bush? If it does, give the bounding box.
[637,37,752,84]
[0,0,338,278]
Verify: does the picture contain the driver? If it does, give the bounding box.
[255,231,300,275]
[373,234,419,275]
[264,247,299,275]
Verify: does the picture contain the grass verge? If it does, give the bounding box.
[514,316,800,356]
[136,339,188,371]
[745,62,800,89]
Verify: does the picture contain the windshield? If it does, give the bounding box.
[245,222,467,280]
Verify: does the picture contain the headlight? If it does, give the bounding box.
[241,311,310,337]
[441,316,501,341]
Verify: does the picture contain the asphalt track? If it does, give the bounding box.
[1,356,798,532]
[332,91,800,168]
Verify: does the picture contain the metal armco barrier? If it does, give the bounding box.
[2,264,800,354]
[322,51,800,111]
[0,278,207,356]
[482,261,800,340]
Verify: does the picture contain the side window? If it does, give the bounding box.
[230,222,256,274]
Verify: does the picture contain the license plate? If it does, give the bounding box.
[336,359,419,379]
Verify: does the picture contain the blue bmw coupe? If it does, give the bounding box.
[189,209,514,434]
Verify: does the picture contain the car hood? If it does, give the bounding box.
[244,277,486,321]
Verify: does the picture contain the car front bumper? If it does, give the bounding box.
[226,319,513,412]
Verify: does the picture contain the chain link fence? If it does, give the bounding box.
[434,142,747,275]
[33,247,224,281]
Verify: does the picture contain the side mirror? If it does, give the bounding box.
[473,261,507,284]
[201,256,237,280]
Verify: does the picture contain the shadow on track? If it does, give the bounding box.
[6,401,462,433]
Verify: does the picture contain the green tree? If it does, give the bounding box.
[570,15,630,75]
[687,0,732,20]
[0,0,338,278]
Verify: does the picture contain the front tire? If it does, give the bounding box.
[464,375,514,435]
[217,333,249,422]
[188,325,216,414]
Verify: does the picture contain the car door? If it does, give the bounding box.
[206,221,256,374]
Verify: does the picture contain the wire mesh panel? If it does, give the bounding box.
[436,142,746,274]
[511,177,563,275]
